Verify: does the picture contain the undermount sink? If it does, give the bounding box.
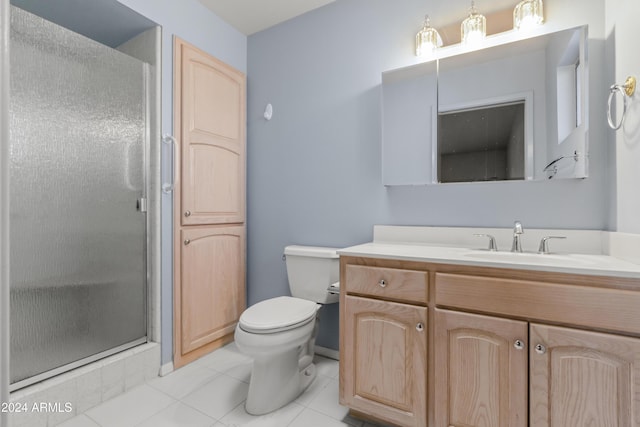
[464,251,595,267]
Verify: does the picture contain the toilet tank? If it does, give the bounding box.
[284,245,340,304]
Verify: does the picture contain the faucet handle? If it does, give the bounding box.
[538,236,566,254]
[513,221,524,234]
[474,234,498,251]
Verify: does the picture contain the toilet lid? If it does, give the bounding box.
[239,296,319,334]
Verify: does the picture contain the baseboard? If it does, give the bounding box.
[315,345,339,360]
[159,361,174,377]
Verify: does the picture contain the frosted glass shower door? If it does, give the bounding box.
[9,7,148,388]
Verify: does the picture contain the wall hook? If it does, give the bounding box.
[264,103,273,120]
[607,76,636,130]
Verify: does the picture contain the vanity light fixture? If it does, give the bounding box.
[415,15,442,56]
[461,1,486,46]
[513,0,544,30]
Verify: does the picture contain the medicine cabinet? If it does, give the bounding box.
[382,25,588,185]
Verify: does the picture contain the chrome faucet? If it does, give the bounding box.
[511,221,524,252]
[538,236,566,254]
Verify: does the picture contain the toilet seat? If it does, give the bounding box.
[239,296,319,334]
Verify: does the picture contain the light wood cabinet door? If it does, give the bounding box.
[434,309,528,427]
[175,38,245,226]
[530,323,640,427]
[341,295,427,427]
[176,226,245,356]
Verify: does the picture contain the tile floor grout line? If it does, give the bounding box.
[221,399,249,425]
[128,399,175,427]
[176,389,228,424]
[83,411,104,427]
[148,366,224,401]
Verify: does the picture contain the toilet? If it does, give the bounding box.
[234,245,340,415]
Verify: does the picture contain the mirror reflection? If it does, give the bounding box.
[438,101,525,183]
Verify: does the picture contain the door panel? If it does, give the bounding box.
[191,62,241,139]
[179,226,245,354]
[530,324,640,427]
[179,41,245,226]
[342,295,427,427]
[434,309,528,427]
[189,144,241,216]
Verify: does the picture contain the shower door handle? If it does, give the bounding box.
[162,134,177,193]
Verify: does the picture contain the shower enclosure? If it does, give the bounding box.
[9,6,148,390]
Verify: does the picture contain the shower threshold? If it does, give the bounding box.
[9,337,147,392]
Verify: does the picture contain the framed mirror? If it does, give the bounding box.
[381,25,588,185]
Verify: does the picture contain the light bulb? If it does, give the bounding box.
[514,0,544,30]
[461,1,486,46]
[416,15,442,56]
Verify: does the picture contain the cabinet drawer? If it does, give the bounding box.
[345,265,428,304]
[435,272,640,335]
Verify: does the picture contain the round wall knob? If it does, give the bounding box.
[514,340,525,350]
[184,211,191,217]
[184,239,191,246]
[416,323,424,332]
[378,279,387,288]
[535,344,547,355]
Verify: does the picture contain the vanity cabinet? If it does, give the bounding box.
[340,264,428,427]
[339,255,640,427]
[434,309,640,427]
[435,272,640,427]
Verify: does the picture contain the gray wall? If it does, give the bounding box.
[247,0,610,350]
[606,0,640,233]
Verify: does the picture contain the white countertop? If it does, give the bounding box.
[338,241,640,278]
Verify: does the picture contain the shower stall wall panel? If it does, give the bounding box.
[9,6,148,389]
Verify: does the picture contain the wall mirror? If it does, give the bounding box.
[382,25,588,186]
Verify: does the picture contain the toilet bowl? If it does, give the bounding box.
[235,296,319,414]
[234,245,340,415]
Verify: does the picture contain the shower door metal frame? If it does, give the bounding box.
[1,0,10,423]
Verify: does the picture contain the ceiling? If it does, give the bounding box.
[198,0,336,35]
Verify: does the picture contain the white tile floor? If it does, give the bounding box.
[56,343,388,427]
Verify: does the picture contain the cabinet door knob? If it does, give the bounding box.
[514,339,525,350]
[416,323,424,332]
[535,344,547,354]
[184,239,191,246]
[184,210,191,217]
[378,279,387,288]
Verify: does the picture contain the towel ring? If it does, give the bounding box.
[607,76,636,130]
